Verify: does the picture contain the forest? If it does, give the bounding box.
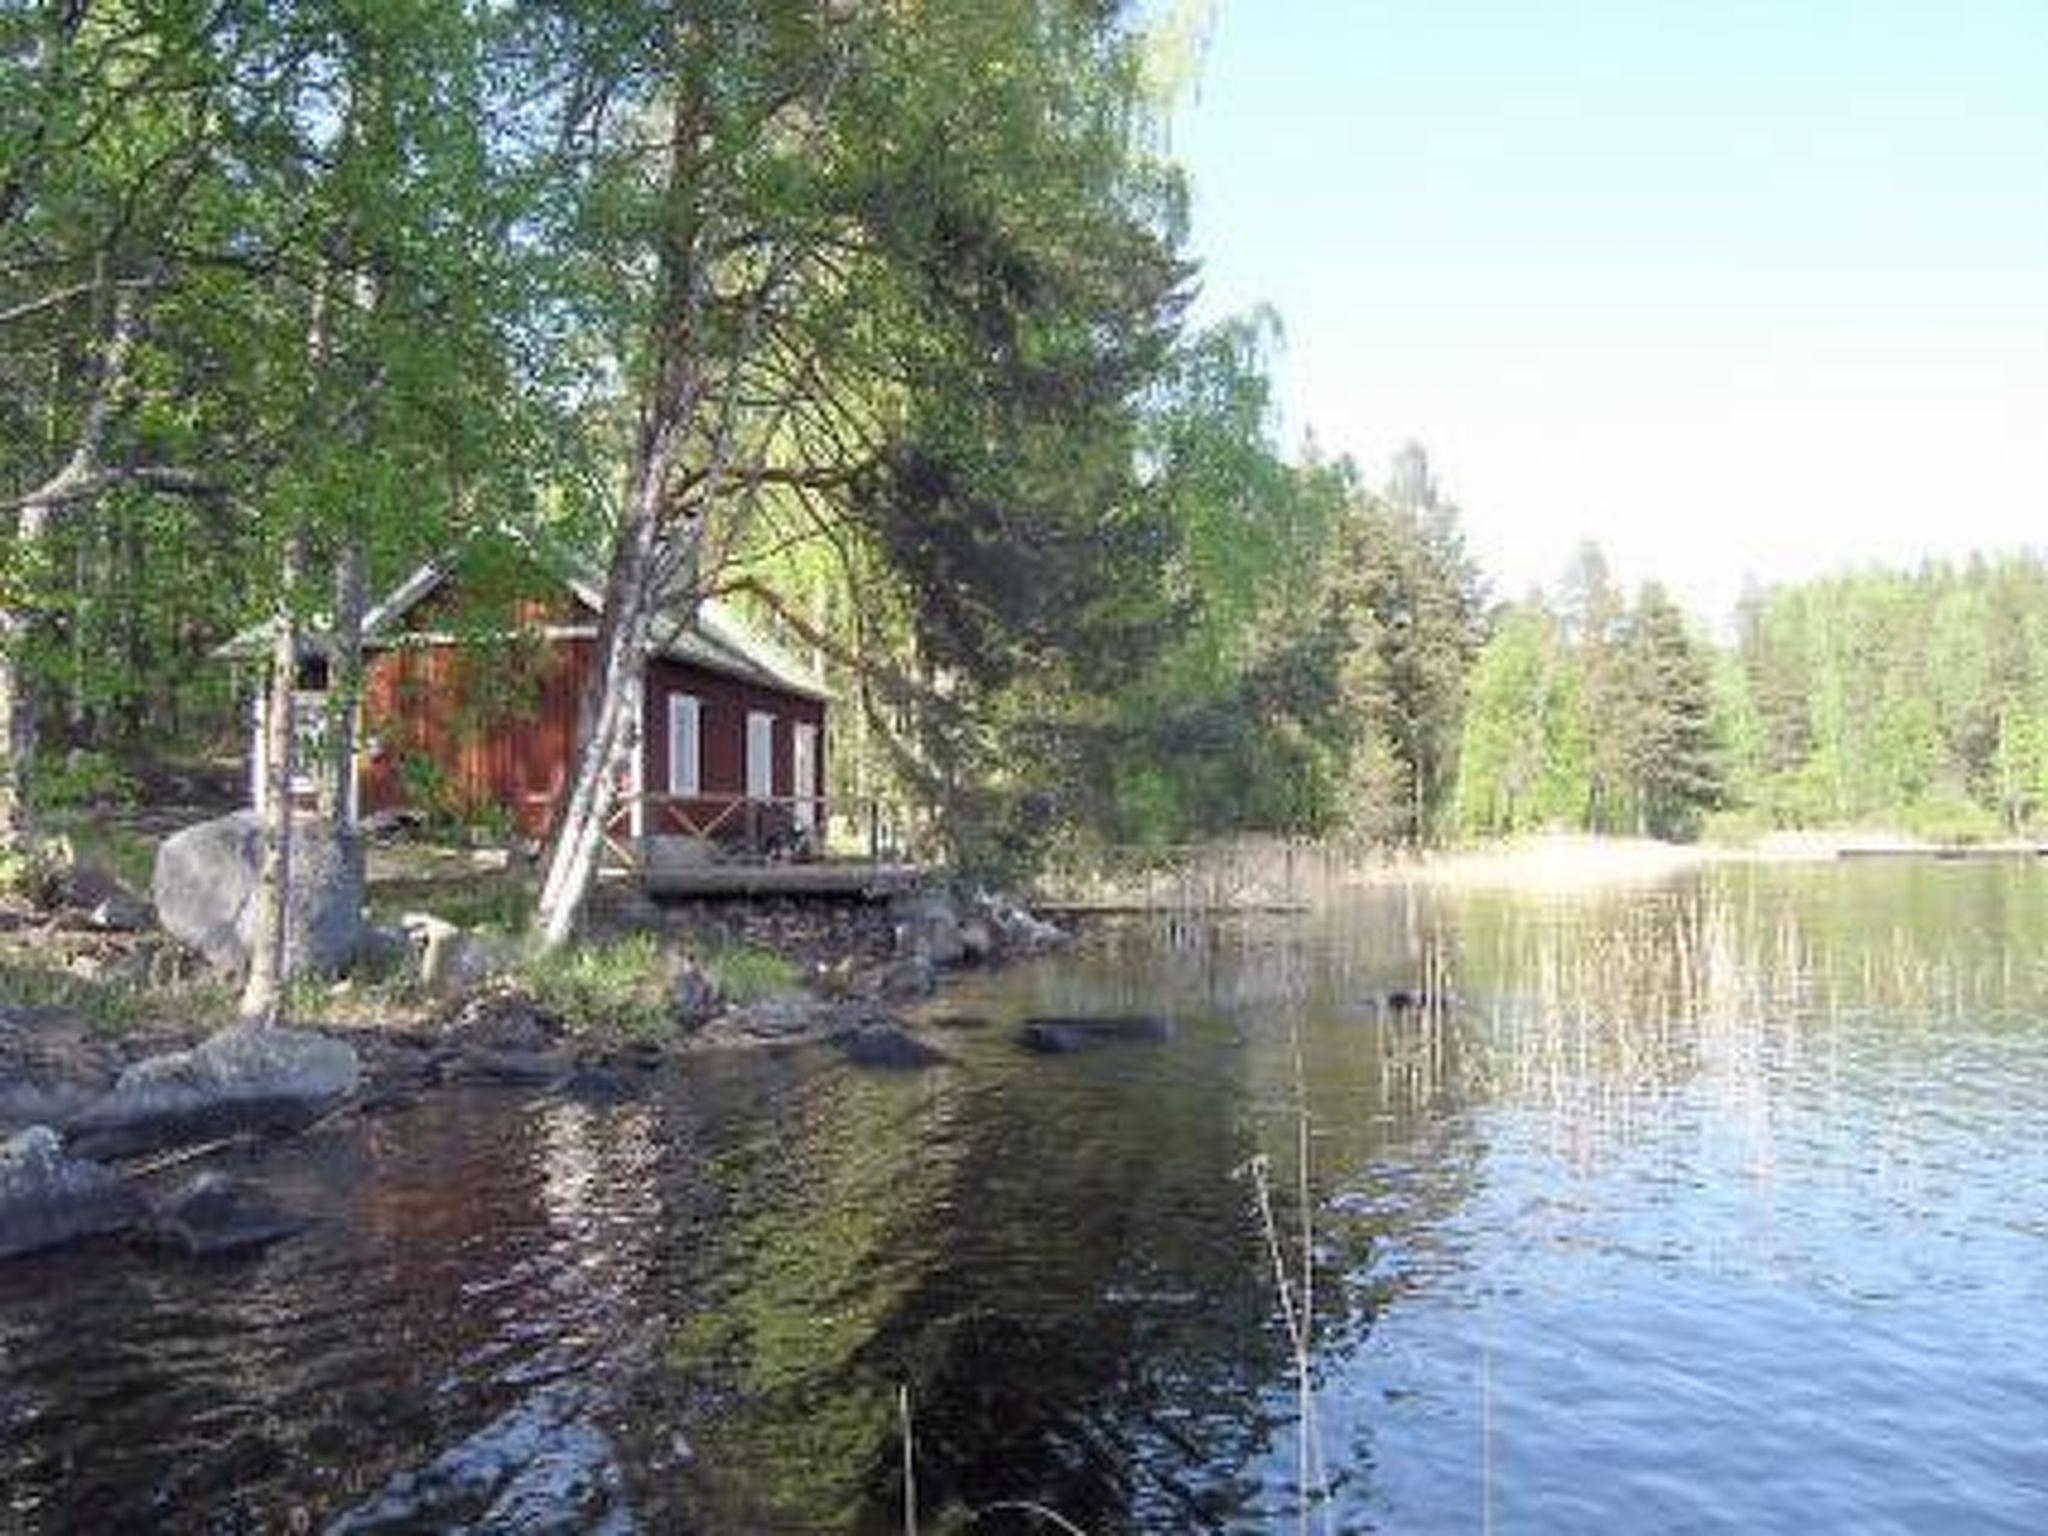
[1454,550,2048,847]
[6,1,2048,1013]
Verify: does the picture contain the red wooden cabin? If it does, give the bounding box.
[227,535,830,856]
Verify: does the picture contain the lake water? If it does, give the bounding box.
[6,861,2048,1532]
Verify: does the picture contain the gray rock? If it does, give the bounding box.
[152,812,363,979]
[87,890,153,933]
[980,894,1067,956]
[874,955,936,1002]
[65,1025,361,1161]
[840,1024,951,1071]
[672,959,721,1025]
[351,923,412,981]
[725,993,842,1040]
[402,912,509,995]
[1017,1014,1175,1055]
[148,1171,308,1255]
[892,890,966,967]
[441,989,560,1054]
[0,1125,146,1258]
[958,917,995,962]
[325,1387,635,1535]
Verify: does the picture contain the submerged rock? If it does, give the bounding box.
[1383,987,1450,1014]
[558,1065,643,1104]
[0,1125,146,1258]
[65,1025,361,1161]
[324,1387,635,1535]
[840,1023,952,1071]
[147,1171,308,1256]
[153,811,364,978]
[447,1047,573,1087]
[1016,1014,1176,1055]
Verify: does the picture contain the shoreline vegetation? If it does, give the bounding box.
[1037,825,2048,912]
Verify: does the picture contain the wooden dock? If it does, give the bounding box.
[1836,844,2048,861]
[633,835,920,898]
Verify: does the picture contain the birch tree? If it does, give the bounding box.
[531,1,1190,943]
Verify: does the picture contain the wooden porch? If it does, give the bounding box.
[601,791,922,899]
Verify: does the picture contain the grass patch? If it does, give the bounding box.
[0,946,232,1036]
[51,814,159,894]
[698,940,800,1004]
[514,933,802,1039]
[368,874,533,936]
[520,933,675,1039]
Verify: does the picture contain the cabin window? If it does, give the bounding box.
[746,711,775,800]
[667,694,702,797]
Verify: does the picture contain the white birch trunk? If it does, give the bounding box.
[0,283,139,856]
[239,530,305,1024]
[322,535,367,889]
[0,500,53,854]
[532,480,667,950]
[241,271,329,1023]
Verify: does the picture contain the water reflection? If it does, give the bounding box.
[6,862,2048,1532]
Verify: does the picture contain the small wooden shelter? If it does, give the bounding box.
[224,533,837,867]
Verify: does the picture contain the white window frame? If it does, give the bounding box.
[667,693,703,797]
[792,721,819,832]
[746,710,775,800]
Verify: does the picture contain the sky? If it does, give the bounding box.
[1168,0,2048,619]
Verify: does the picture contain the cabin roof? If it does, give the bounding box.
[215,529,830,702]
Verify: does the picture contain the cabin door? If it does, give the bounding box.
[746,711,775,801]
[792,722,818,834]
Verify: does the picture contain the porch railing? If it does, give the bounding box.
[599,791,913,873]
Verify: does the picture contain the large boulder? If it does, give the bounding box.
[152,811,364,979]
[0,1125,146,1258]
[65,1025,361,1161]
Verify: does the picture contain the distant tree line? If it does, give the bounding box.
[1723,554,2048,839]
[1454,548,2048,845]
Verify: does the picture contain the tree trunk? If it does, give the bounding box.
[240,527,306,1024]
[242,269,328,1024]
[321,534,367,889]
[0,283,142,857]
[0,500,53,855]
[532,482,669,950]
[531,65,718,951]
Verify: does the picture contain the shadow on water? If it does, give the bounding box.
[7,860,2048,1532]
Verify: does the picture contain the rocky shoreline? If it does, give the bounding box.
[0,856,1072,1264]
